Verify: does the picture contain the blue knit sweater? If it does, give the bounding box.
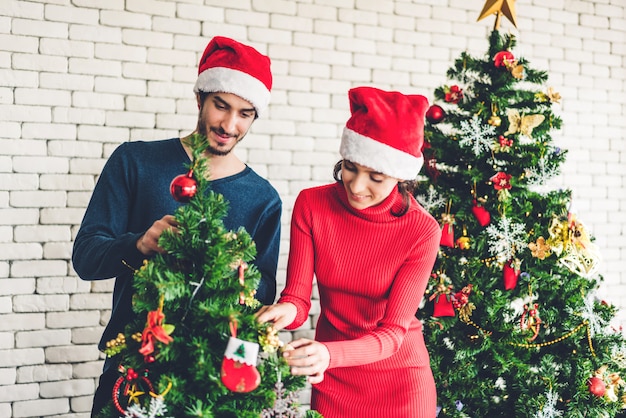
[72,138,281,355]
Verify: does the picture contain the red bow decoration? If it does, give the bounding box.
[490,171,512,191]
[139,296,174,356]
[444,85,463,104]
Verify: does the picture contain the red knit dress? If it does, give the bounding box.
[278,182,441,418]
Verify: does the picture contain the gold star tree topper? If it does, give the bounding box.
[477,0,518,29]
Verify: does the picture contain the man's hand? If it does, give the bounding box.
[136,215,178,255]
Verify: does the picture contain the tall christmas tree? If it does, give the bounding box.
[97,134,320,418]
[415,3,626,417]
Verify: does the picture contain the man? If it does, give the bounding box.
[72,36,281,416]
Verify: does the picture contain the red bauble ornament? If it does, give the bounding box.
[170,170,197,202]
[588,376,606,397]
[426,105,445,124]
[493,50,515,68]
[471,199,491,227]
[452,289,469,309]
[503,259,521,290]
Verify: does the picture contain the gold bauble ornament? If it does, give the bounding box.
[456,236,471,250]
[488,115,502,126]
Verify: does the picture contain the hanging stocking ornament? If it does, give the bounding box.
[503,258,521,290]
[440,201,455,248]
[429,273,455,317]
[221,320,261,393]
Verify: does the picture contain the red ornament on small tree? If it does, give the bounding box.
[220,320,261,393]
[170,169,198,202]
[221,336,261,393]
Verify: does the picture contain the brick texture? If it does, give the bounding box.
[0,1,624,416]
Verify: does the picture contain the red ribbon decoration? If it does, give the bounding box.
[139,297,173,356]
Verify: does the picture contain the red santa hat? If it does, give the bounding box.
[193,36,272,116]
[340,86,428,180]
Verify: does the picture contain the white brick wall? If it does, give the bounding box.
[0,0,624,416]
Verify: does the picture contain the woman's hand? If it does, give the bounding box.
[283,338,330,385]
[255,302,298,330]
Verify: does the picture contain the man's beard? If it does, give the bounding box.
[197,124,243,156]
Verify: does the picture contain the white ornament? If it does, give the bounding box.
[458,115,497,156]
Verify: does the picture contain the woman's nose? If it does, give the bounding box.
[350,173,368,193]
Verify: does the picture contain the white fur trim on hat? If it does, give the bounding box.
[193,66,271,116]
[340,127,424,180]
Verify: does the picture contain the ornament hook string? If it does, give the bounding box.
[181,266,205,322]
[229,317,238,338]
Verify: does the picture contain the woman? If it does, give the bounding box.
[257,86,441,417]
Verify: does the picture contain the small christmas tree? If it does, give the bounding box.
[97,134,321,418]
[415,20,626,418]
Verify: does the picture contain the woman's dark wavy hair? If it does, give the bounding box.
[333,160,416,217]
